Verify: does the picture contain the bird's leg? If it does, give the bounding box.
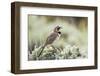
[51,45,57,52]
[51,45,61,53]
[37,45,45,58]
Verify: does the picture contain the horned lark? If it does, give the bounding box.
[38,26,62,57]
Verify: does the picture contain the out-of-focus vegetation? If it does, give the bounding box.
[28,15,88,61]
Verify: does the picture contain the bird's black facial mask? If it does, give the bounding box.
[58,31,61,34]
[57,26,61,31]
[54,26,62,32]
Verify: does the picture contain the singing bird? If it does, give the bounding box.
[38,26,62,57]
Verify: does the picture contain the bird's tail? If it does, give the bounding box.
[38,45,45,57]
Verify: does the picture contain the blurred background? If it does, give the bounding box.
[28,15,88,60]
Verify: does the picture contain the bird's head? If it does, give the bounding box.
[54,26,62,32]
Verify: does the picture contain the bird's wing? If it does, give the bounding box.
[45,33,58,45]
